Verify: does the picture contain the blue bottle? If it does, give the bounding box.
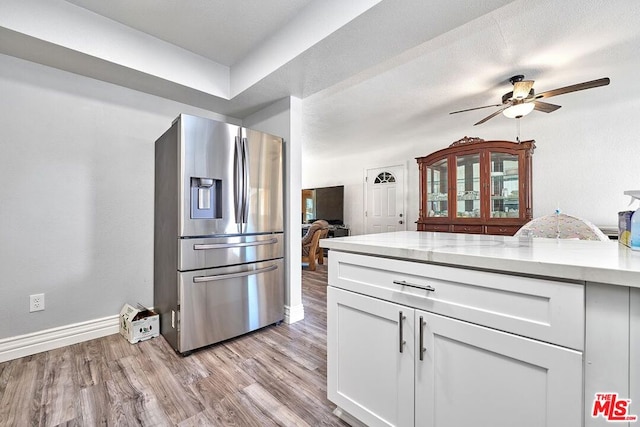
[628,191,640,251]
[631,208,640,251]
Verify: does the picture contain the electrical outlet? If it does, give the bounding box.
[30,293,45,312]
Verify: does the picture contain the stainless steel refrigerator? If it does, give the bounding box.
[154,114,285,355]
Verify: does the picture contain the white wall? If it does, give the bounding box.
[0,53,235,340]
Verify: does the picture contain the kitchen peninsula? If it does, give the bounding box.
[321,231,640,427]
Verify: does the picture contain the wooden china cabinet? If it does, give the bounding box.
[416,136,534,236]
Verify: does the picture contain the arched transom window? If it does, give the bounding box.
[374,172,396,184]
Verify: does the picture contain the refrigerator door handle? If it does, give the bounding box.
[192,264,278,283]
[193,238,278,250]
[233,136,243,229]
[241,137,250,225]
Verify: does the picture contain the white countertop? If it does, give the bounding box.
[320,231,640,287]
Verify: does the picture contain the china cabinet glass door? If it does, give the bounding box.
[455,154,481,218]
[490,153,519,219]
[426,158,448,218]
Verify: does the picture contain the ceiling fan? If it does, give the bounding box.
[450,75,610,125]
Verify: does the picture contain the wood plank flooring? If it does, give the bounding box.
[0,265,348,426]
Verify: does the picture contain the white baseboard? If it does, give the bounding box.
[1,304,305,363]
[0,315,119,363]
[284,303,305,324]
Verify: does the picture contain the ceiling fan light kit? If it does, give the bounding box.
[450,75,610,125]
[502,101,535,119]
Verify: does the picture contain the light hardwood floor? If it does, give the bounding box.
[0,265,347,426]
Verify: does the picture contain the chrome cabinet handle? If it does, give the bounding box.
[419,316,426,361]
[398,311,406,353]
[193,238,278,250]
[193,264,277,283]
[393,280,436,292]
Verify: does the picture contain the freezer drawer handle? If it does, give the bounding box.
[393,280,436,292]
[193,238,278,250]
[193,264,278,283]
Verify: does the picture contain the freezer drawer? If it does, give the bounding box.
[175,259,284,354]
[178,233,284,271]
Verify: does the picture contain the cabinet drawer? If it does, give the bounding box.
[485,225,521,236]
[328,251,584,350]
[451,224,483,234]
[420,224,451,232]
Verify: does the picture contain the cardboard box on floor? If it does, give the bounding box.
[119,304,159,343]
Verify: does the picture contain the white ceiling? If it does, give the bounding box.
[301,0,640,157]
[1,0,638,157]
[63,0,315,67]
[0,0,517,117]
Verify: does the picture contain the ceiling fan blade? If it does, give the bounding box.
[513,80,534,99]
[533,101,562,113]
[450,103,503,114]
[535,77,610,99]
[474,106,509,126]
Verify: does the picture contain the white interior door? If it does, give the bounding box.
[365,165,405,234]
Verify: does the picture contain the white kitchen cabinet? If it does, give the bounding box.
[328,287,414,427]
[416,310,582,427]
[585,283,640,427]
[632,288,640,421]
[327,251,585,427]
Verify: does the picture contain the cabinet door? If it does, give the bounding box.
[489,151,521,220]
[328,287,414,427]
[454,153,481,219]
[415,311,583,427]
[425,157,449,219]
